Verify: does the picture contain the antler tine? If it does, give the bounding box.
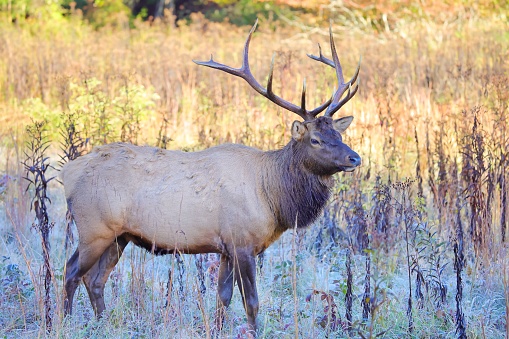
[327,33,360,116]
[324,25,361,117]
[193,20,260,86]
[301,79,306,111]
[307,43,335,69]
[325,57,361,116]
[329,25,345,86]
[307,26,361,118]
[267,53,276,98]
[194,19,334,121]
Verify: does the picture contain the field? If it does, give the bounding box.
[1,2,509,338]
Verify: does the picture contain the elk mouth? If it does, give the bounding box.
[338,165,358,172]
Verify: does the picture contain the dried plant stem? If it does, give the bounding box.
[404,215,414,334]
[23,120,54,331]
[345,248,353,333]
[501,169,507,242]
[292,223,299,339]
[454,197,467,338]
[414,127,423,196]
[362,253,371,320]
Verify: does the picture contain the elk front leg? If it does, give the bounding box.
[82,236,129,317]
[215,254,234,331]
[234,250,259,334]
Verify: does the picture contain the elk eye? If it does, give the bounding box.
[310,138,320,146]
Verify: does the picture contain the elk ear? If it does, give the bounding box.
[291,121,307,142]
[333,116,354,133]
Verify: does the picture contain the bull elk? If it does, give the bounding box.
[62,20,361,334]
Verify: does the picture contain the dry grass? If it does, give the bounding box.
[0,7,508,338]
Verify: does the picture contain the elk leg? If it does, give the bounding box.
[82,235,129,317]
[195,254,207,295]
[215,253,234,331]
[234,251,259,333]
[64,248,80,315]
[64,235,117,317]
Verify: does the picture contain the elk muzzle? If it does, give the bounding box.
[347,152,362,167]
[338,149,361,172]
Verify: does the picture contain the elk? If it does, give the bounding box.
[62,20,361,334]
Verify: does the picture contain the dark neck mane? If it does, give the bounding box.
[261,140,333,231]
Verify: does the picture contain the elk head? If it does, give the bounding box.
[194,19,362,176]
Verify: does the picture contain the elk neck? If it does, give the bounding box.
[261,139,333,232]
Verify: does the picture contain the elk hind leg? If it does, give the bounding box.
[82,235,129,317]
[215,254,234,331]
[64,248,80,315]
[64,234,117,316]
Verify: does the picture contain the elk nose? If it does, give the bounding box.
[347,154,362,167]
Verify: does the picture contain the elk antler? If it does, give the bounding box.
[193,19,360,121]
[307,26,361,118]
